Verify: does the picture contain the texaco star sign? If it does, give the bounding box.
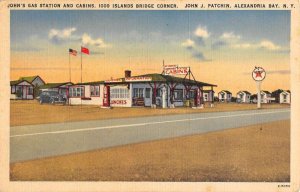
[252,67,266,81]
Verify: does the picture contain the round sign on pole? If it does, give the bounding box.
[252,67,266,109]
[252,67,266,81]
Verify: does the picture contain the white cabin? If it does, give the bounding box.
[218,90,232,102]
[260,90,272,103]
[203,90,214,102]
[10,80,34,100]
[236,91,251,103]
[279,90,291,104]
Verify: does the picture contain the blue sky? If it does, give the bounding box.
[10,10,291,92]
[11,10,290,47]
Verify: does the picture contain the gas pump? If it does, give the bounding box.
[102,85,110,108]
[162,86,167,108]
[194,87,203,108]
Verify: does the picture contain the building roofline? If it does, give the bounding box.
[10,79,33,86]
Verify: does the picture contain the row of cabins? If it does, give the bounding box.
[218,90,291,104]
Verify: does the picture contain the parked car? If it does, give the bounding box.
[38,91,67,105]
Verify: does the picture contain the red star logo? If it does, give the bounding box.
[255,71,263,78]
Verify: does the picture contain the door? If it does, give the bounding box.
[22,86,27,99]
[144,88,152,106]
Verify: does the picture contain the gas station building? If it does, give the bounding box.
[68,70,217,108]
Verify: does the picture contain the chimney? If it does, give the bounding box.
[125,70,131,78]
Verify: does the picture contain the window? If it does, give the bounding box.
[174,89,183,101]
[204,94,208,100]
[189,90,195,98]
[283,94,287,99]
[69,88,73,97]
[76,87,82,97]
[28,87,33,95]
[156,88,161,97]
[69,86,84,97]
[90,85,100,96]
[11,86,16,94]
[111,87,129,99]
[16,86,22,94]
[145,88,151,98]
[133,88,144,98]
[111,88,118,98]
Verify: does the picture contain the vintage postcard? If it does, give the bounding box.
[0,0,300,191]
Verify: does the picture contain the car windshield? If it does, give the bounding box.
[48,91,58,96]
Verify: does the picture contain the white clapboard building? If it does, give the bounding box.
[10,80,34,100]
[260,90,272,103]
[10,75,45,100]
[68,70,217,108]
[279,90,291,104]
[69,81,104,105]
[203,90,214,102]
[218,90,232,102]
[236,91,251,103]
[271,89,291,104]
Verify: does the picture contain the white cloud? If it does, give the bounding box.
[82,33,111,48]
[258,40,281,50]
[194,26,210,38]
[232,43,252,49]
[232,40,282,51]
[215,31,283,52]
[220,32,241,40]
[48,27,77,40]
[181,39,195,48]
[48,27,111,48]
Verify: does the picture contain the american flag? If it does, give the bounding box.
[69,48,77,56]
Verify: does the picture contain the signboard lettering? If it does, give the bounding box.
[110,100,127,105]
[104,79,122,83]
[163,65,177,69]
[164,67,189,75]
[102,85,110,107]
[125,76,152,82]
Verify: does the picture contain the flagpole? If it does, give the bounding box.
[81,46,83,84]
[80,46,83,108]
[69,52,71,83]
[68,51,71,106]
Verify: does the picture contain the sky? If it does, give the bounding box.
[10,10,291,93]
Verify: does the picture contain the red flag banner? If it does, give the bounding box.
[81,46,89,55]
[69,48,77,56]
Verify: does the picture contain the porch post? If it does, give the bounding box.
[152,82,157,108]
[211,86,214,107]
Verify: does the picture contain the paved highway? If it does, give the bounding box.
[10,108,290,163]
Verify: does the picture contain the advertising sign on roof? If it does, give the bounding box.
[164,67,189,75]
[163,65,178,69]
[125,76,152,82]
[104,79,123,83]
